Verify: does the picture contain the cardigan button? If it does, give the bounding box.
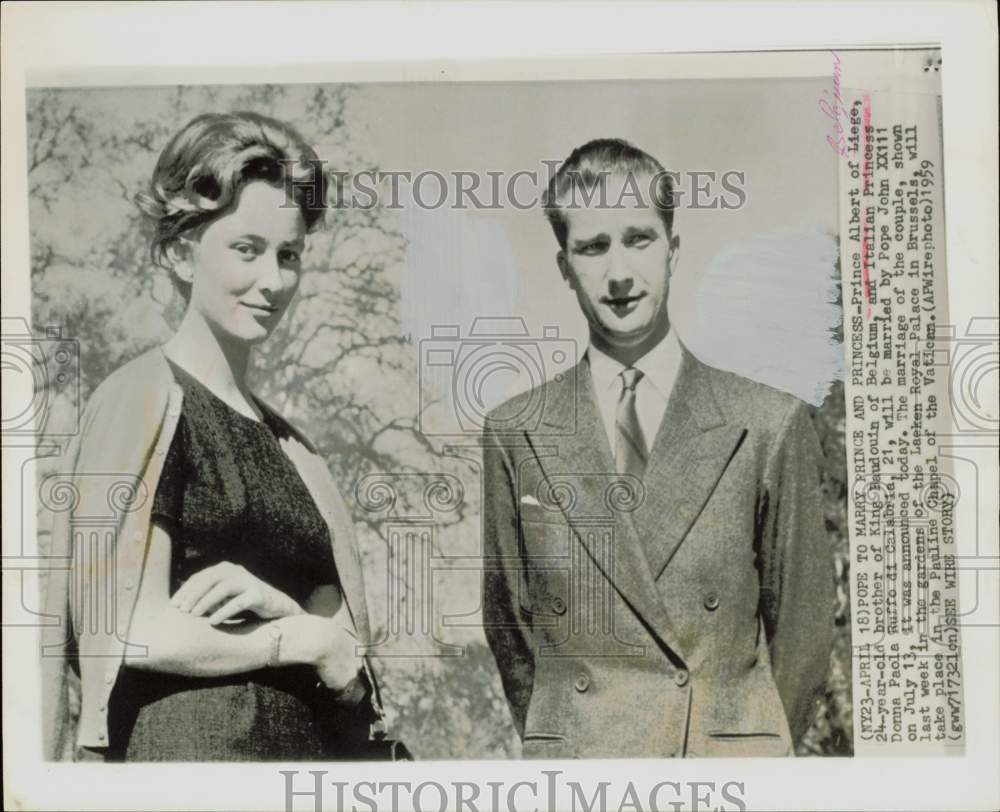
[550,597,567,616]
[674,669,689,687]
[574,673,591,693]
[703,593,720,611]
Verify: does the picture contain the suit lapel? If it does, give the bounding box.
[524,360,685,658]
[639,350,748,580]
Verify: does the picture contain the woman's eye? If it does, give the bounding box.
[233,243,256,257]
[279,249,301,265]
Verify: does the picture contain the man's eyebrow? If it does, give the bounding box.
[623,225,658,237]
[571,232,609,248]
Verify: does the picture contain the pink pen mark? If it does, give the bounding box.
[821,51,849,156]
[860,93,873,320]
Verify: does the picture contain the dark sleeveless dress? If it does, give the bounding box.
[107,361,351,761]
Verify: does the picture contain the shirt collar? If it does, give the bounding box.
[586,329,682,400]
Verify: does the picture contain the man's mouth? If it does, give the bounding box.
[602,292,647,311]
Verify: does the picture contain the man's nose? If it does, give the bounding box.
[606,245,633,286]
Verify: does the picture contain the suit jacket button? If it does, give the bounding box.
[703,593,720,611]
[674,669,689,687]
[574,673,590,693]
[551,597,567,616]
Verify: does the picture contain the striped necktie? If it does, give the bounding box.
[615,367,648,478]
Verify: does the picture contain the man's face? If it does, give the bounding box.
[557,175,677,352]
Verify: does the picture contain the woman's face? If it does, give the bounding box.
[180,180,307,345]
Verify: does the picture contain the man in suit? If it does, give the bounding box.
[482,138,833,758]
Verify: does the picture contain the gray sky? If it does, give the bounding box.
[353,77,839,405]
[355,75,837,330]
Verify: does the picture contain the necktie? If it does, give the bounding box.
[615,367,648,478]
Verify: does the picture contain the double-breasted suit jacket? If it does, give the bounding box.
[482,346,833,758]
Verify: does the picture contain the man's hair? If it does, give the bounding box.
[542,138,675,251]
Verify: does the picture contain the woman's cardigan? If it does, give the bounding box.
[39,347,374,759]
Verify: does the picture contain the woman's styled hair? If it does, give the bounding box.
[136,111,328,294]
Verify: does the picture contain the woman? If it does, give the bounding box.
[41,111,380,761]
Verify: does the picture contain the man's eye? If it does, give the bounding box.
[627,234,653,248]
[579,241,608,256]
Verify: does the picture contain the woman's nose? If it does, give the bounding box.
[258,252,285,294]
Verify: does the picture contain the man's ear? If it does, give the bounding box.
[557,250,575,288]
[667,234,680,275]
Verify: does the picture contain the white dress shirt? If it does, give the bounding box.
[587,329,684,457]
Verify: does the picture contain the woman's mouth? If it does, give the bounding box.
[242,302,278,315]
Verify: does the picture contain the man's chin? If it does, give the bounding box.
[597,323,656,350]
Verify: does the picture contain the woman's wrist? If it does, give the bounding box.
[270,614,331,667]
[263,620,283,668]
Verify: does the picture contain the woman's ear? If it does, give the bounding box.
[165,239,194,284]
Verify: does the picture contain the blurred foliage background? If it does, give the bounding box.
[27,83,851,759]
